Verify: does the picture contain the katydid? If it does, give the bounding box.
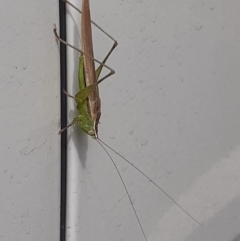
[54,0,202,240]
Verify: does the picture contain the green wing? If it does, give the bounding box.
[74,54,95,136]
[76,54,90,113]
[78,54,86,91]
[74,53,105,137]
[76,52,107,104]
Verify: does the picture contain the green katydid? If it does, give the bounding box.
[54,0,202,240]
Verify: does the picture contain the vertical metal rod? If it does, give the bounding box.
[58,0,67,241]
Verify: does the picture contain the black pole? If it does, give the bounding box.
[58,1,67,241]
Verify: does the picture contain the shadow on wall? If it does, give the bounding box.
[186,195,240,241]
[66,11,89,168]
[232,234,240,241]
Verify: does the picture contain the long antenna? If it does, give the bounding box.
[96,139,148,241]
[98,138,203,227]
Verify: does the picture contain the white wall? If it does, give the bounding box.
[0,1,60,241]
[2,0,239,241]
[66,0,240,241]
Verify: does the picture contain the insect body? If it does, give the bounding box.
[55,0,117,139]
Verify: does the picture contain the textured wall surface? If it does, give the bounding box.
[0,1,60,240]
[66,0,240,241]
